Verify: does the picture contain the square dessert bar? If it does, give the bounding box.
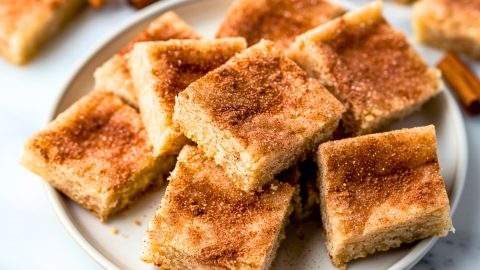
[316,125,453,268]
[0,0,85,64]
[288,2,442,136]
[21,91,176,221]
[142,145,294,269]
[129,38,246,156]
[216,0,344,50]
[94,11,201,106]
[174,40,345,191]
[413,0,480,60]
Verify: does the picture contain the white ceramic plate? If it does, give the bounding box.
[43,0,468,269]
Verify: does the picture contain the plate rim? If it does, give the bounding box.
[42,0,469,269]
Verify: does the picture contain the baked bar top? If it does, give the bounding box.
[119,11,201,55]
[94,11,201,107]
[130,38,246,114]
[296,3,437,115]
[437,0,480,14]
[145,145,294,268]
[326,21,432,112]
[318,125,450,238]
[216,0,344,49]
[0,0,64,38]
[24,91,153,191]
[178,40,344,156]
[0,0,84,64]
[414,0,480,31]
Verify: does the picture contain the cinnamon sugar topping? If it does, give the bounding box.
[216,0,344,49]
[148,146,294,267]
[181,40,345,151]
[28,92,153,189]
[140,39,246,110]
[319,126,449,236]
[323,19,432,113]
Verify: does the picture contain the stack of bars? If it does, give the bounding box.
[22,1,454,269]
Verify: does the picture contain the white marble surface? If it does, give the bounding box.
[0,1,479,269]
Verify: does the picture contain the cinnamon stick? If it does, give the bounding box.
[438,51,480,114]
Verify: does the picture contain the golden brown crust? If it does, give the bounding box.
[143,145,294,269]
[216,0,344,49]
[175,40,344,191]
[178,40,344,155]
[129,38,246,156]
[0,0,64,39]
[134,38,246,110]
[94,11,200,106]
[21,91,175,220]
[94,55,138,106]
[319,125,447,236]
[413,0,480,60]
[289,2,441,135]
[317,125,452,266]
[0,0,85,64]
[322,20,433,112]
[25,91,153,190]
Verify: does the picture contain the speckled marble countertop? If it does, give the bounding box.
[413,125,480,270]
[377,2,480,270]
[0,1,479,269]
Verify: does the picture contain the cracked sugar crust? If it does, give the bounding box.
[145,145,294,268]
[216,0,344,49]
[25,91,154,191]
[178,40,345,156]
[318,125,451,237]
